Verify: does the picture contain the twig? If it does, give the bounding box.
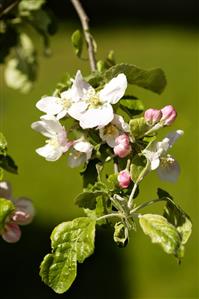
[70,0,97,72]
[0,0,20,18]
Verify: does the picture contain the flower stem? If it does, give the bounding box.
[130,198,164,214]
[97,212,124,222]
[70,0,97,72]
[127,183,138,209]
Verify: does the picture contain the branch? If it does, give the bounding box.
[70,0,97,72]
[0,0,20,18]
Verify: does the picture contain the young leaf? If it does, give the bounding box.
[71,30,83,58]
[74,190,108,210]
[104,63,167,94]
[139,214,183,258]
[129,117,148,139]
[0,132,7,155]
[113,222,128,248]
[18,0,46,14]
[130,155,148,183]
[40,217,96,294]
[0,197,15,231]
[163,200,192,245]
[0,155,18,174]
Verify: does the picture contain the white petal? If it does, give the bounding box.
[79,104,114,129]
[68,151,86,168]
[63,70,91,101]
[31,115,63,137]
[36,144,62,161]
[165,130,184,148]
[98,73,127,104]
[36,96,63,115]
[68,101,88,120]
[112,114,129,132]
[151,158,160,170]
[74,140,93,153]
[157,159,180,182]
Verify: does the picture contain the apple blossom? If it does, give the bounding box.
[68,139,93,168]
[142,130,183,182]
[67,71,127,129]
[31,115,71,161]
[114,133,132,158]
[35,71,90,120]
[118,170,131,188]
[99,114,129,147]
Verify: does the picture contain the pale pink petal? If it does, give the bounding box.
[157,159,180,182]
[0,181,12,199]
[2,223,21,243]
[12,198,35,225]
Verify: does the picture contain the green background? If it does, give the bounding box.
[0,24,198,299]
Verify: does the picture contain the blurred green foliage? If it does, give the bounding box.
[0,24,198,298]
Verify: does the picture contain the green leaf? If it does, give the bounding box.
[18,0,46,14]
[157,188,192,246]
[129,117,148,139]
[0,168,4,180]
[130,155,148,183]
[40,217,96,294]
[4,33,37,93]
[0,155,18,174]
[71,30,83,58]
[0,198,15,231]
[0,132,7,155]
[163,200,192,245]
[104,63,167,94]
[139,214,183,258]
[113,222,128,248]
[120,99,144,112]
[74,190,108,210]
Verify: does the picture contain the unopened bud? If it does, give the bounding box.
[161,105,177,125]
[144,109,162,125]
[12,198,35,225]
[114,134,132,158]
[2,223,21,243]
[118,170,131,188]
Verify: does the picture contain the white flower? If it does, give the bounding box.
[68,139,93,168]
[68,71,127,129]
[142,130,184,182]
[35,71,90,119]
[31,115,71,161]
[99,114,129,147]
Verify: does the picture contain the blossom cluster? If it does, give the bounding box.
[32,70,183,187]
[0,181,35,243]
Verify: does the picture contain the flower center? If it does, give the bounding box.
[160,155,175,168]
[46,138,59,148]
[60,98,71,109]
[89,96,101,108]
[104,124,118,136]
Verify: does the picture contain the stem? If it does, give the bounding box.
[127,183,138,209]
[97,212,124,222]
[130,198,164,214]
[0,0,20,18]
[70,0,97,72]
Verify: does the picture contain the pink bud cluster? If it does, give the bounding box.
[0,181,35,243]
[114,134,132,158]
[117,170,131,188]
[144,105,177,126]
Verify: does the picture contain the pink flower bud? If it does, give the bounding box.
[144,109,162,125]
[161,105,177,125]
[114,134,132,158]
[2,223,21,243]
[118,170,131,188]
[12,198,35,225]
